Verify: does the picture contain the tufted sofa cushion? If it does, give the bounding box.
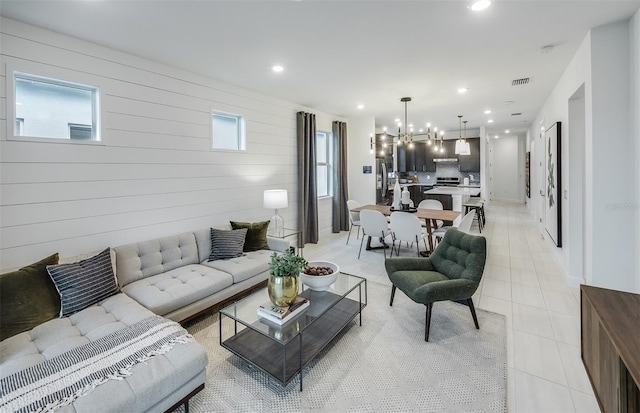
[202,249,272,283]
[114,232,199,288]
[0,293,207,413]
[120,264,233,316]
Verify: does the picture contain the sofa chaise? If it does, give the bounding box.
[1,222,289,412]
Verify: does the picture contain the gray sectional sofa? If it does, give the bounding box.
[0,224,290,412]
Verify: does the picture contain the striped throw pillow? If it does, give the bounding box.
[209,228,248,261]
[47,248,119,317]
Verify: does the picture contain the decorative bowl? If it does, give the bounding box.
[399,179,407,183]
[300,261,340,291]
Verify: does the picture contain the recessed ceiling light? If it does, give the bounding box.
[394,118,400,123]
[458,87,468,94]
[272,65,284,73]
[487,119,494,123]
[470,0,491,11]
[505,129,510,133]
[494,135,500,139]
[357,104,364,110]
[484,109,491,114]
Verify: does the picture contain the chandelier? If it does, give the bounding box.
[381,97,442,149]
[455,115,471,155]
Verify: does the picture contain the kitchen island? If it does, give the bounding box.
[424,186,482,212]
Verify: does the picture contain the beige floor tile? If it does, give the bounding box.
[549,311,580,346]
[511,256,536,271]
[484,264,511,282]
[511,269,540,287]
[487,252,510,268]
[513,331,567,386]
[512,283,546,309]
[570,389,600,413]
[542,289,580,316]
[557,342,593,395]
[482,278,512,301]
[512,303,555,339]
[515,370,574,413]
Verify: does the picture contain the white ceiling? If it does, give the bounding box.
[1,0,639,137]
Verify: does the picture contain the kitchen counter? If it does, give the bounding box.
[424,187,482,211]
[425,187,482,196]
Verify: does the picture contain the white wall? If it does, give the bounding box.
[489,135,524,203]
[527,15,639,292]
[0,18,344,270]
[631,10,640,292]
[346,116,376,205]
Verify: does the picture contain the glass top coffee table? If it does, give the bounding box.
[219,272,367,391]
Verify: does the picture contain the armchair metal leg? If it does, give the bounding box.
[425,302,433,342]
[468,298,480,329]
[390,285,396,306]
[358,235,367,259]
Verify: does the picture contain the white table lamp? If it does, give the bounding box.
[264,189,288,237]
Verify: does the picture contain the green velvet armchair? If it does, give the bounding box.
[385,228,487,341]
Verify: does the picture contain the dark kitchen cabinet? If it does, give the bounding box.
[433,140,458,160]
[397,144,410,172]
[459,138,481,172]
[424,142,437,172]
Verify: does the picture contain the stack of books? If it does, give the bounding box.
[257,296,310,325]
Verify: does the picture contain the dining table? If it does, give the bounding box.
[350,204,461,254]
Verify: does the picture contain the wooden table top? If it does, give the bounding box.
[351,204,460,222]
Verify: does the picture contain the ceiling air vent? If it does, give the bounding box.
[511,112,522,116]
[512,78,530,86]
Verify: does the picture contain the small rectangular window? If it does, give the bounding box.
[68,123,92,140]
[14,72,100,141]
[316,131,332,197]
[212,111,245,151]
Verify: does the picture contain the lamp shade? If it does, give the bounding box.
[455,140,471,155]
[263,189,288,209]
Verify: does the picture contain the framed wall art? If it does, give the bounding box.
[544,122,562,247]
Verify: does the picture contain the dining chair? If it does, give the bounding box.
[358,210,392,259]
[389,212,429,257]
[346,200,362,245]
[431,210,476,244]
[418,199,444,229]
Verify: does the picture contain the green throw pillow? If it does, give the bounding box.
[0,253,60,341]
[230,221,270,252]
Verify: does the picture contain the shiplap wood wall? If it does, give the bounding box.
[0,18,340,270]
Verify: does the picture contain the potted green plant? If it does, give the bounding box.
[268,250,307,306]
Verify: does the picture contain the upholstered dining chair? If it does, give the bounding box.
[346,199,362,245]
[358,209,392,259]
[417,199,444,229]
[389,212,429,257]
[385,228,487,341]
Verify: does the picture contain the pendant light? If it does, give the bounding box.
[455,116,471,155]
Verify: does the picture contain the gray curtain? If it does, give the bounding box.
[332,121,350,233]
[297,111,318,244]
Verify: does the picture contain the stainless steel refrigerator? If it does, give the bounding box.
[376,157,393,205]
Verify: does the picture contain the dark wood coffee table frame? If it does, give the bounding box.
[219,273,366,391]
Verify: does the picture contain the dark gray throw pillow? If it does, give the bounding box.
[47,248,119,317]
[209,228,248,261]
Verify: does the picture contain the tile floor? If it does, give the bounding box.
[302,200,599,413]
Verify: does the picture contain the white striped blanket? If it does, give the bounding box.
[1,316,194,413]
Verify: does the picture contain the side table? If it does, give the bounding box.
[269,228,303,257]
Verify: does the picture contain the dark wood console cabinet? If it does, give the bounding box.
[580,285,640,413]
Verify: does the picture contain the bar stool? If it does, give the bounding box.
[463,198,485,232]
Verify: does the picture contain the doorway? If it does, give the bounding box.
[568,84,586,283]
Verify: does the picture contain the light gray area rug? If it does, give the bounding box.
[182,281,507,412]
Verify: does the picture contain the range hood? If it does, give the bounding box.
[433,158,458,163]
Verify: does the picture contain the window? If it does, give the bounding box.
[14,72,100,141]
[68,123,92,140]
[316,131,332,197]
[212,111,245,150]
